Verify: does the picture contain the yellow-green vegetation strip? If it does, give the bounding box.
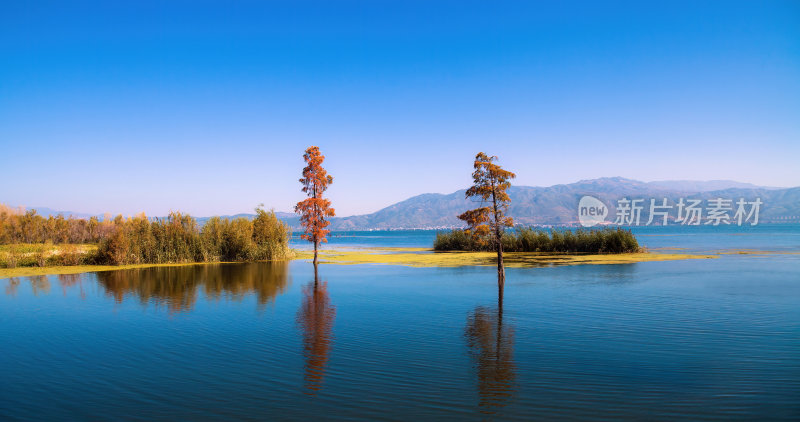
[0,243,298,279]
[0,243,97,255]
[0,260,302,279]
[0,262,227,279]
[295,247,718,268]
[715,250,800,255]
[0,246,736,279]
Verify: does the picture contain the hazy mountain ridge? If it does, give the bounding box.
[23,178,800,229]
[645,180,783,192]
[325,177,799,229]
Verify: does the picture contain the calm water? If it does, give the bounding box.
[2,226,799,420]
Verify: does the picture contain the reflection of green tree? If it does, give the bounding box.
[465,304,517,415]
[296,280,336,395]
[96,262,290,312]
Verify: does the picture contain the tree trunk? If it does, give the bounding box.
[497,235,505,288]
[312,184,319,269]
[492,188,505,288]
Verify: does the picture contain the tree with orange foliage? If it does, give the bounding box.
[458,152,516,286]
[295,146,335,268]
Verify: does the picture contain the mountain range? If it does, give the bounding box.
[313,177,799,229]
[25,178,800,229]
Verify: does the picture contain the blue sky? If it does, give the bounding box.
[1,1,798,216]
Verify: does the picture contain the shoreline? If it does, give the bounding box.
[0,260,295,279]
[294,248,718,268]
[0,247,722,279]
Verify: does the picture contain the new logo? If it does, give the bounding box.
[578,196,608,227]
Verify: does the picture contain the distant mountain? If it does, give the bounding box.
[646,180,783,192]
[320,177,800,229]
[17,178,800,229]
[196,212,298,227]
[26,207,98,219]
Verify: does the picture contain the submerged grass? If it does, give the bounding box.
[715,250,800,255]
[296,247,717,268]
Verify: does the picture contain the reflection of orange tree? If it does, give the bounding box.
[95,262,289,313]
[465,305,517,414]
[296,280,336,395]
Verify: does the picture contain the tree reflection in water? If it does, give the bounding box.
[465,291,517,415]
[58,273,85,298]
[296,272,335,395]
[95,262,290,312]
[4,277,20,296]
[4,274,84,297]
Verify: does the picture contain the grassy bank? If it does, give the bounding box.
[434,227,640,254]
[0,246,716,279]
[0,261,247,279]
[0,243,97,268]
[0,244,296,279]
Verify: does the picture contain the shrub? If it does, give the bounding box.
[0,204,112,245]
[434,229,479,251]
[434,227,640,254]
[95,208,291,265]
[4,253,18,268]
[35,251,47,267]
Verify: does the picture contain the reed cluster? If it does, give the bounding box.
[0,204,292,267]
[434,227,640,254]
[97,208,291,265]
[0,204,112,244]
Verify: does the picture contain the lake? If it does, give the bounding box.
[2,226,799,420]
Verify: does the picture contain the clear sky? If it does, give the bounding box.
[2,1,798,217]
